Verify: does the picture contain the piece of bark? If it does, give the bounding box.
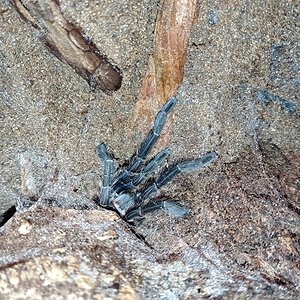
[133,0,197,125]
[11,0,122,93]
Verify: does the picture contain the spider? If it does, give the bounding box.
[97,96,217,224]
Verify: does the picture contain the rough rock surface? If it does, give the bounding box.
[0,205,299,299]
[0,0,299,298]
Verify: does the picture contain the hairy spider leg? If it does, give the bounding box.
[125,199,190,224]
[131,148,171,186]
[127,96,177,173]
[97,142,116,206]
[138,151,218,202]
[112,148,172,194]
[111,96,177,193]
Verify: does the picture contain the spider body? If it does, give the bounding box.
[97,96,217,224]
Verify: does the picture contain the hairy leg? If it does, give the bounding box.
[97,142,115,206]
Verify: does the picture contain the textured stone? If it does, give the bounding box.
[0,205,299,299]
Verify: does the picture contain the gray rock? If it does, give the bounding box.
[0,205,298,299]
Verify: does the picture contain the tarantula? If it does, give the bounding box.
[97,96,217,224]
